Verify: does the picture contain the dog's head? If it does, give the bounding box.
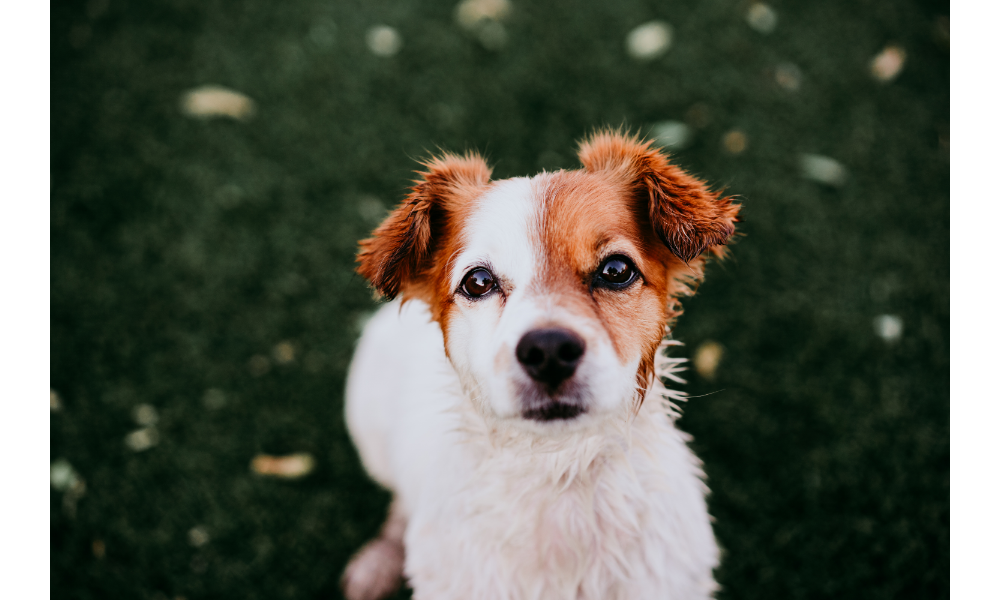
[358,130,739,431]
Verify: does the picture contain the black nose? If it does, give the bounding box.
[515,328,586,389]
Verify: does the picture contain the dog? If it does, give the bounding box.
[341,130,739,600]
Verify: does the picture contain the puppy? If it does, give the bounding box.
[341,130,739,600]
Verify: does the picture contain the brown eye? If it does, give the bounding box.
[461,268,495,297]
[597,256,636,288]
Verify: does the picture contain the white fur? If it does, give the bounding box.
[344,175,719,599]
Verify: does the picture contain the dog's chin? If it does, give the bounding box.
[522,402,586,422]
[516,381,588,423]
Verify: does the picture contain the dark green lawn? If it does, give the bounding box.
[51,1,949,598]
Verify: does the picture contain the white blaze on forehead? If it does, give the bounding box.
[450,177,541,290]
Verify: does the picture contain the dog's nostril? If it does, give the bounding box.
[525,347,545,366]
[515,328,586,389]
[557,342,583,362]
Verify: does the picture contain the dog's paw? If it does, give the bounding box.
[341,537,405,600]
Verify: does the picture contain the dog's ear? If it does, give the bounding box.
[357,152,491,300]
[578,130,739,263]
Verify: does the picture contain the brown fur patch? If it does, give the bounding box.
[356,152,491,303]
[532,169,699,400]
[578,129,740,263]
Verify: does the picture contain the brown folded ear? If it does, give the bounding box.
[578,130,740,263]
[357,152,491,300]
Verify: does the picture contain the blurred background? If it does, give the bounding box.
[50,0,949,598]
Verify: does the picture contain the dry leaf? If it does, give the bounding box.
[693,341,724,380]
[181,85,255,120]
[251,453,316,479]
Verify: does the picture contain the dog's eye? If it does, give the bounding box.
[596,256,637,288]
[461,268,495,298]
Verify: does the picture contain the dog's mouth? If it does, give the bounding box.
[517,380,588,422]
[522,402,586,421]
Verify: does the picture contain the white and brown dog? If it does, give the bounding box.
[341,130,740,600]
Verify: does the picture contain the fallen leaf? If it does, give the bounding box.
[626,21,673,60]
[180,85,255,120]
[693,341,724,380]
[251,453,316,479]
[871,45,906,82]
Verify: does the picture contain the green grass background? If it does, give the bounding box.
[51,1,949,598]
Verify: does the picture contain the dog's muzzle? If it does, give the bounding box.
[515,328,587,421]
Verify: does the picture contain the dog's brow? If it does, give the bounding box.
[594,240,642,264]
[444,248,464,284]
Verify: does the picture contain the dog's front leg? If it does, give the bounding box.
[341,499,407,600]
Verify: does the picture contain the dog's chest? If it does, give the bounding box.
[512,472,651,594]
[404,438,674,599]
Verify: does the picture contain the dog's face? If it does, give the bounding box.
[358,131,738,431]
[440,173,685,426]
